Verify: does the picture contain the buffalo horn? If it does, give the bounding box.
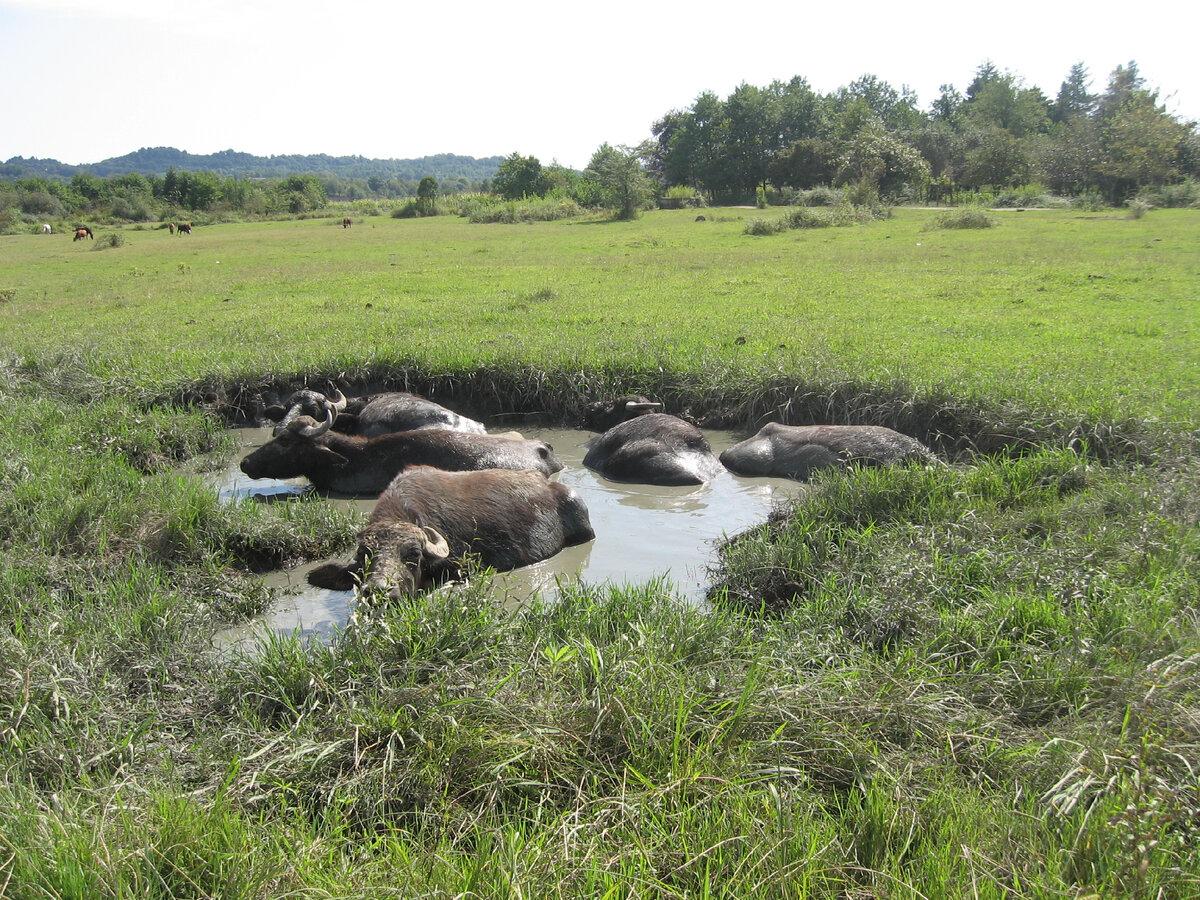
[289,408,334,438]
[325,388,348,416]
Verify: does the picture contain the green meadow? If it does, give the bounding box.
[0,207,1198,898]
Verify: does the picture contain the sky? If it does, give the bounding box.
[2,0,1197,170]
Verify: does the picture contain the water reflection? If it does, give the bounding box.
[211,426,799,646]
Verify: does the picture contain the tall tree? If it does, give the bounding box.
[492,153,552,200]
[585,143,656,220]
[1051,62,1096,124]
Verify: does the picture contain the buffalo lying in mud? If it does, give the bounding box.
[240,409,563,495]
[267,388,486,437]
[307,466,595,601]
[582,395,664,433]
[582,395,724,486]
[719,423,937,480]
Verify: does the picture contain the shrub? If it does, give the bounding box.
[94,232,125,249]
[789,186,842,207]
[924,209,997,230]
[463,196,583,224]
[1135,180,1200,208]
[1125,198,1151,219]
[744,217,786,236]
[744,201,885,235]
[1071,190,1107,211]
[990,183,1054,208]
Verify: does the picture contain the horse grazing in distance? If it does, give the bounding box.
[73,226,93,241]
[168,223,176,235]
[41,224,51,234]
[343,217,352,228]
[176,222,192,235]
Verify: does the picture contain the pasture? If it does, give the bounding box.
[0,207,1198,898]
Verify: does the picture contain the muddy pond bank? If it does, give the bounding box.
[212,426,800,647]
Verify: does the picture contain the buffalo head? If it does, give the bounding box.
[582,395,663,432]
[307,521,453,602]
[265,389,348,434]
[239,409,346,481]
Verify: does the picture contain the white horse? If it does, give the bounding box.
[41,224,51,234]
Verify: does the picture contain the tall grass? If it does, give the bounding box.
[0,208,1198,897]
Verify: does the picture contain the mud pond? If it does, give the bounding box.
[211,426,801,648]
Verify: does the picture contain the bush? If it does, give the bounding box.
[744,201,885,235]
[94,232,125,249]
[1125,198,1151,219]
[744,217,786,236]
[989,183,1055,208]
[463,196,583,224]
[1135,180,1200,208]
[924,209,997,230]
[793,186,842,207]
[1070,190,1107,211]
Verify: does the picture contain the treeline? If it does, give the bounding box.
[0,148,503,183]
[0,167,493,232]
[650,61,1199,205]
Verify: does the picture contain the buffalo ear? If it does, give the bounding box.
[307,561,358,591]
[312,445,350,469]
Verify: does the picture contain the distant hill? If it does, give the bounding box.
[0,147,504,182]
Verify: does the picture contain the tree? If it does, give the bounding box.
[416,176,438,214]
[725,82,778,195]
[963,65,1051,138]
[960,126,1032,189]
[492,153,552,200]
[585,142,656,220]
[1096,89,1189,201]
[276,174,326,213]
[768,137,840,189]
[837,120,930,197]
[1051,62,1096,124]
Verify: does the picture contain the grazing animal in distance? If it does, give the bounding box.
[343,217,352,228]
[41,224,51,234]
[719,423,938,480]
[73,226,93,241]
[307,466,595,602]
[582,396,723,486]
[168,223,176,234]
[176,222,192,235]
[240,408,563,495]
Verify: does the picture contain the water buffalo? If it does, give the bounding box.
[267,388,486,437]
[582,395,663,432]
[240,409,563,495]
[582,398,724,486]
[719,423,937,480]
[307,466,595,601]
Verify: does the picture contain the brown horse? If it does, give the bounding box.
[176,222,192,235]
[168,223,176,235]
[343,217,352,229]
[73,227,93,241]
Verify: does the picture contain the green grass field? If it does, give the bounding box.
[0,207,1198,898]
[3,208,1196,429]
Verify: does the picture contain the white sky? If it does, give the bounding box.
[2,0,1197,170]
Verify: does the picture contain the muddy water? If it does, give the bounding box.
[212,426,800,647]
